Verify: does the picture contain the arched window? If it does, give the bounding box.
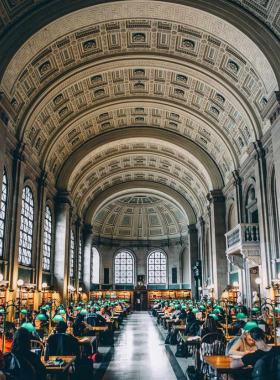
[78,238,82,280]
[70,230,75,278]
[148,250,167,284]
[115,250,134,284]
[42,205,52,271]
[19,186,34,266]
[91,247,100,284]
[0,169,7,257]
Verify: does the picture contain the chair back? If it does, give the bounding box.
[30,340,45,356]
[200,333,227,357]
[252,353,280,380]
[86,316,97,327]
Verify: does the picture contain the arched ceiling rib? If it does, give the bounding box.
[84,183,197,226]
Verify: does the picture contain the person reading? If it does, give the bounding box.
[230,327,280,369]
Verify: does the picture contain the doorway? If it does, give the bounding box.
[134,291,147,311]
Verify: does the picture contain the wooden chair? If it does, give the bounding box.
[30,340,45,356]
[200,333,227,378]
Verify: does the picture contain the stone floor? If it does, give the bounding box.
[94,311,191,380]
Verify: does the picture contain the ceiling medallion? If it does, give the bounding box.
[176,74,188,83]
[132,33,146,43]
[83,40,97,51]
[134,83,145,90]
[91,75,102,84]
[181,39,195,49]
[174,88,184,97]
[39,61,51,75]
[134,69,145,76]
[227,60,239,73]
[94,89,105,97]
[53,94,63,105]
[215,93,225,104]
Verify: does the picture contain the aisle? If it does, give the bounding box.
[98,311,180,380]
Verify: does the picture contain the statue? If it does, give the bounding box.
[252,291,259,304]
[237,292,243,305]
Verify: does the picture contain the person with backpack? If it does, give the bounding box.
[184,312,201,336]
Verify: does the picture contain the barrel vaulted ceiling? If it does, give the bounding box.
[1,0,279,225]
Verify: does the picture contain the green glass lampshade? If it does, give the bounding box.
[95,307,100,311]
[0,309,5,313]
[274,307,280,312]
[89,301,92,304]
[209,314,218,320]
[87,305,91,309]
[217,305,223,310]
[80,302,85,306]
[20,309,28,314]
[80,309,88,315]
[59,309,66,315]
[192,308,199,313]
[52,315,64,322]
[207,301,212,305]
[252,307,259,312]
[236,313,247,319]
[76,306,81,311]
[36,313,47,321]
[197,302,201,305]
[21,322,36,332]
[182,306,187,310]
[213,308,220,314]
[45,305,50,309]
[57,306,62,310]
[234,305,240,309]
[243,321,258,331]
[199,305,205,310]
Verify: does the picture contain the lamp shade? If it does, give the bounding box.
[59,310,66,315]
[36,313,47,321]
[252,307,259,312]
[236,313,247,319]
[87,305,91,309]
[20,309,28,314]
[0,309,5,313]
[209,314,218,320]
[192,308,199,313]
[234,305,240,309]
[217,305,223,310]
[52,315,64,322]
[274,307,280,312]
[76,306,81,311]
[213,308,220,314]
[243,321,258,331]
[80,309,88,315]
[45,305,50,309]
[199,305,205,310]
[21,322,36,332]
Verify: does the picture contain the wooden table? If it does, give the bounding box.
[77,336,97,355]
[42,355,76,374]
[204,356,253,375]
[90,326,108,347]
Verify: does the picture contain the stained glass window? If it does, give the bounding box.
[42,205,52,271]
[92,247,100,283]
[115,250,134,284]
[0,169,7,257]
[78,238,82,280]
[70,230,74,278]
[19,186,34,266]
[148,250,167,284]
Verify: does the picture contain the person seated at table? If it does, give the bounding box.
[105,305,112,317]
[184,312,201,336]
[4,327,46,380]
[47,321,79,358]
[171,305,181,320]
[85,307,106,327]
[66,316,74,334]
[66,305,73,319]
[30,310,38,327]
[228,330,258,357]
[97,307,110,320]
[73,314,86,337]
[199,316,222,338]
[175,307,187,322]
[34,319,49,337]
[230,327,280,369]
[115,303,122,311]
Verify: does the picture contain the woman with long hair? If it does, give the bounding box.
[199,316,221,338]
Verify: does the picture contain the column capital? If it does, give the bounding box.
[251,140,266,161]
[75,217,82,228]
[207,190,225,204]
[55,191,72,206]
[261,91,280,126]
[13,142,26,162]
[37,171,48,187]
[83,225,93,235]
[198,216,205,227]
[188,224,197,234]
[232,170,242,186]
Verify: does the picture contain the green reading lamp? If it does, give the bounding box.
[236,312,247,319]
[213,308,221,314]
[20,309,28,315]
[243,321,258,331]
[59,309,66,315]
[76,306,81,311]
[80,309,88,315]
[52,314,64,322]
[21,322,36,332]
[252,307,259,313]
[36,313,47,321]
[192,308,199,313]
[209,314,218,320]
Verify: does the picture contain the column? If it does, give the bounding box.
[54,192,71,301]
[7,143,25,296]
[34,172,47,308]
[207,191,227,298]
[188,225,199,298]
[232,170,243,223]
[0,93,16,206]
[83,226,93,297]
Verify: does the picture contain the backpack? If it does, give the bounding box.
[165,331,177,345]
[188,322,200,336]
[91,352,103,363]
[175,341,188,357]
[186,365,204,380]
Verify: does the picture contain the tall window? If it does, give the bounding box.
[78,238,82,280]
[19,186,34,266]
[115,250,134,284]
[91,247,100,283]
[42,205,52,271]
[70,230,74,278]
[148,250,167,284]
[0,169,7,257]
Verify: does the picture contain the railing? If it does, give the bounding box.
[225,223,260,250]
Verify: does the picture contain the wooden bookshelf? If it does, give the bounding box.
[16,289,34,310]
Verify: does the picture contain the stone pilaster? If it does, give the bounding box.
[207,191,227,298]
[232,170,243,223]
[83,226,93,296]
[54,192,71,301]
[35,172,47,308]
[75,218,82,288]
[0,93,16,209]
[188,225,199,298]
[7,144,25,297]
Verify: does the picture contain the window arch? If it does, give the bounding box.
[78,238,82,280]
[114,250,134,284]
[70,230,75,278]
[19,186,34,266]
[0,168,7,257]
[91,247,100,284]
[42,205,52,271]
[148,250,167,284]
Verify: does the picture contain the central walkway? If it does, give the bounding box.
[99,312,180,380]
